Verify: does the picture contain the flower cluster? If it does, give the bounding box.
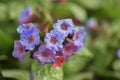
[13,23,40,61]
[12,7,87,68]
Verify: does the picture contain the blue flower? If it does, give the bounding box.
[117,49,120,59]
[19,7,33,24]
[53,19,75,37]
[20,24,40,50]
[17,23,35,34]
[86,18,98,30]
[33,45,56,65]
[12,40,26,61]
[73,27,86,49]
[44,30,65,51]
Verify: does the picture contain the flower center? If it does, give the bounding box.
[61,23,68,30]
[50,37,57,44]
[65,45,74,51]
[28,35,35,43]
[42,51,50,58]
[26,25,30,29]
[18,46,24,53]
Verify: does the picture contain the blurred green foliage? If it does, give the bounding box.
[0,0,120,80]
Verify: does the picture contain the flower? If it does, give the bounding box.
[117,49,120,59]
[33,45,56,65]
[86,18,98,30]
[12,40,26,61]
[73,27,86,47]
[61,42,80,56]
[53,19,75,37]
[52,55,66,68]
[20,25,40,50]
[17,23,35,34]
[44,30,65,51]
[19,7,34,24]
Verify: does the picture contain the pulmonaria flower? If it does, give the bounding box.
[117,49,120,59]
[12,40,26,61]
[20,25,40,50]
[86,18,98,30]
[44,30,65,51]
[52,55,66,68]
[17,23,35,34]
[53,19,75,37]
[33,45,56,65]
[73,27,86,47]
[61,42,80,56]
[19,7,34,24]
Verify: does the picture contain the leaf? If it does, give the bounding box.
[0,30,13,51]
[63,48,93,76]
[64,72,93,80]
[8,2,23,20]
[0,3,7,21]
[113,60,120,71]
[32,61,63,80]
[51,4,71,18]
[68,3,87,22]
[76,0,103,10]
[78,47,93,57]
[0,70,4,80]
[2,70,29,80]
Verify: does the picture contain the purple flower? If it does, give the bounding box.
[86,18,98,30]
[117,49,120,59]
[19,7,33,24]
[44,30,65,51]
[73,27,86,47]
[12,40,26,61]
[53,19,75,37]
[17,23,35,34]
[20,24,40,50]
[33,45,56,65]
[61,42,80,56]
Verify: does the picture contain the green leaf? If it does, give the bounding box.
[8,2,23,20]
[0,3,7,21]
[32,61,63,80]
[64,72,93,80]
[2,70,29,80]
[63,48,93,76]
[0,69,4,80]
[113,60,120,71]
[68,3,87,22]
[76,0,103,10]
[51,4,71,18]
[79,47,93,57]
[0,30,13,51]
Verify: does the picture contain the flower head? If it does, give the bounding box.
[33,45,56,65]
[20,24,40,50]
[17,23,35,34]
[19,7,33,24]
[12,40,26,61]
[73,27,86,47]
[44,30,65,51]
[53,19,75,37]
